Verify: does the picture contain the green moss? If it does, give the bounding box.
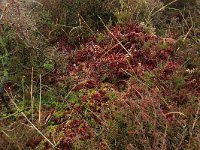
[53,111,64,119]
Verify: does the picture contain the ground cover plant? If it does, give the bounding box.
[0,0,200,149]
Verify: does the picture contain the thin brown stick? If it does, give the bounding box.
[98,16,132,57]
[5,90,56,148]
[162,122,168,149]
[192,99,200,130]
[31,67,34,122]
[39,74,42,124]
[152,0,178,17]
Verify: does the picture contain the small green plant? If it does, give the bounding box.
[43,60,55,71]
[142,71,155,87]
[54,111,64,119]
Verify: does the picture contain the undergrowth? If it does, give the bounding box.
[0,0,200,150]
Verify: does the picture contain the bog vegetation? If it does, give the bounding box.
[0,0,200,149]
